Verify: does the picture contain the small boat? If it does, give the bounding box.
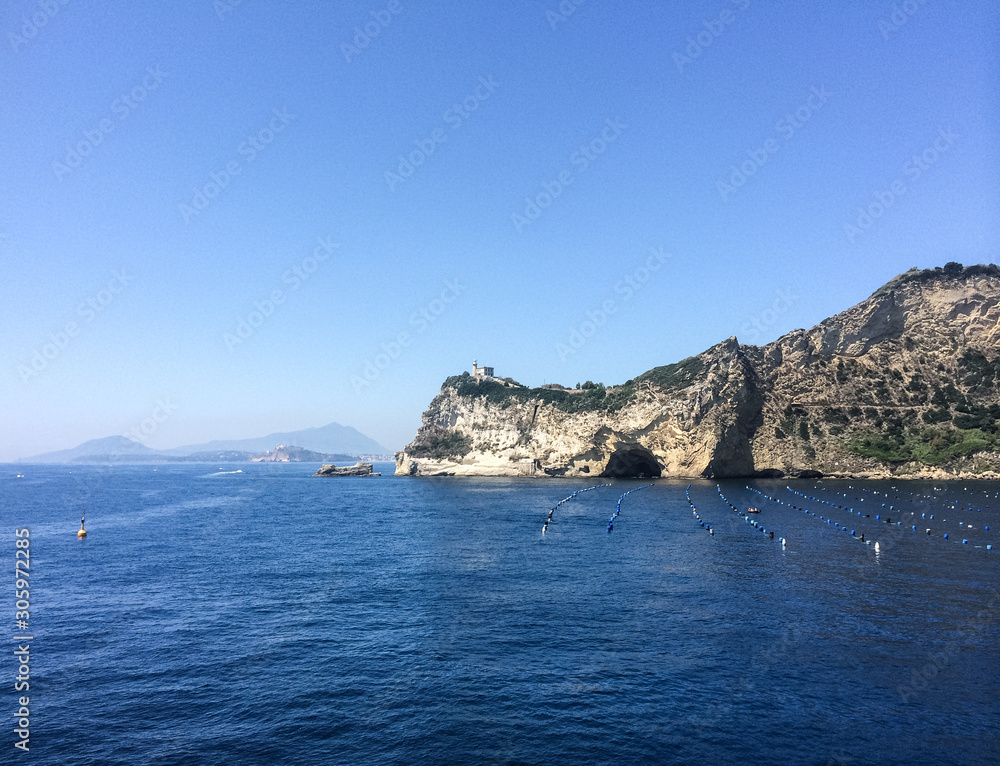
[747,507,761,514]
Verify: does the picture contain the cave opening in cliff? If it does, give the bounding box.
[600,447,663,479]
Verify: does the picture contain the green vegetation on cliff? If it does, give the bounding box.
[848,427,999,466]
[407,431,473,459]
[844,347,1000,465]
[441,356,704,414]
[442,374,624,413]
[633,356,705,390]
[960,348,1000,389]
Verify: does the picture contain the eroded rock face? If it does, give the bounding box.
[397,265,1000,479]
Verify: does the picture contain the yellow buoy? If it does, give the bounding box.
[78,515,87,538]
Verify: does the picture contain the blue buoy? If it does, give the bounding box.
[988,545,993,551]
[944,534,948,539]
[963,539,968,544]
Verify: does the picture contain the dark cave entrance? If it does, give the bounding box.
[600,446,663,479]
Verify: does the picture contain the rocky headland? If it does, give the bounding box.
[251,444,343,463]
[396,263,1000,480]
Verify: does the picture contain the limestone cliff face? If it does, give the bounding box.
[397,264,1000,479]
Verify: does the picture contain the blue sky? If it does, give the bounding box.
[1,0,997,460]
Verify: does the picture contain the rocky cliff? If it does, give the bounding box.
[397,263,1000,479]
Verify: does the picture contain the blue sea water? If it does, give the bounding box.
[3,463,999,765]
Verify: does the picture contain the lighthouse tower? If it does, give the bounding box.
[472,359,494,381]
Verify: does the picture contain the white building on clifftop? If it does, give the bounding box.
[472,359,494,381]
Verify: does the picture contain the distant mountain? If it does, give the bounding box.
[24,422,390,464]
[28,436,160,464]
[163,422,389,456]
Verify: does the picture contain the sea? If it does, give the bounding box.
[3,463,999,765]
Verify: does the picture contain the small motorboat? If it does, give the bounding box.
[747,507,761,514]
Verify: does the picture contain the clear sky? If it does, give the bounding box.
[1,0,997,460]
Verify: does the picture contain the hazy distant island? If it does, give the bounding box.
[251,445,355,463]
[397,263,1000,480]
[21,422,393,465]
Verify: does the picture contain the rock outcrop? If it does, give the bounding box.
[314,462,380,477]
[397,264,1000,479]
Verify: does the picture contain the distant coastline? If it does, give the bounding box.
[19,421,393,465]
[6,449,396,466]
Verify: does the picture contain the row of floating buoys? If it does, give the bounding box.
[607,484,652,532]
[713,484,774,541]
[788,485,994,552]
[789,485,910,532]
[686,484,715,536]
[740,487,784,545]
[774,486,875,548]
[542,483,610,534]
[845,483,997,518]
